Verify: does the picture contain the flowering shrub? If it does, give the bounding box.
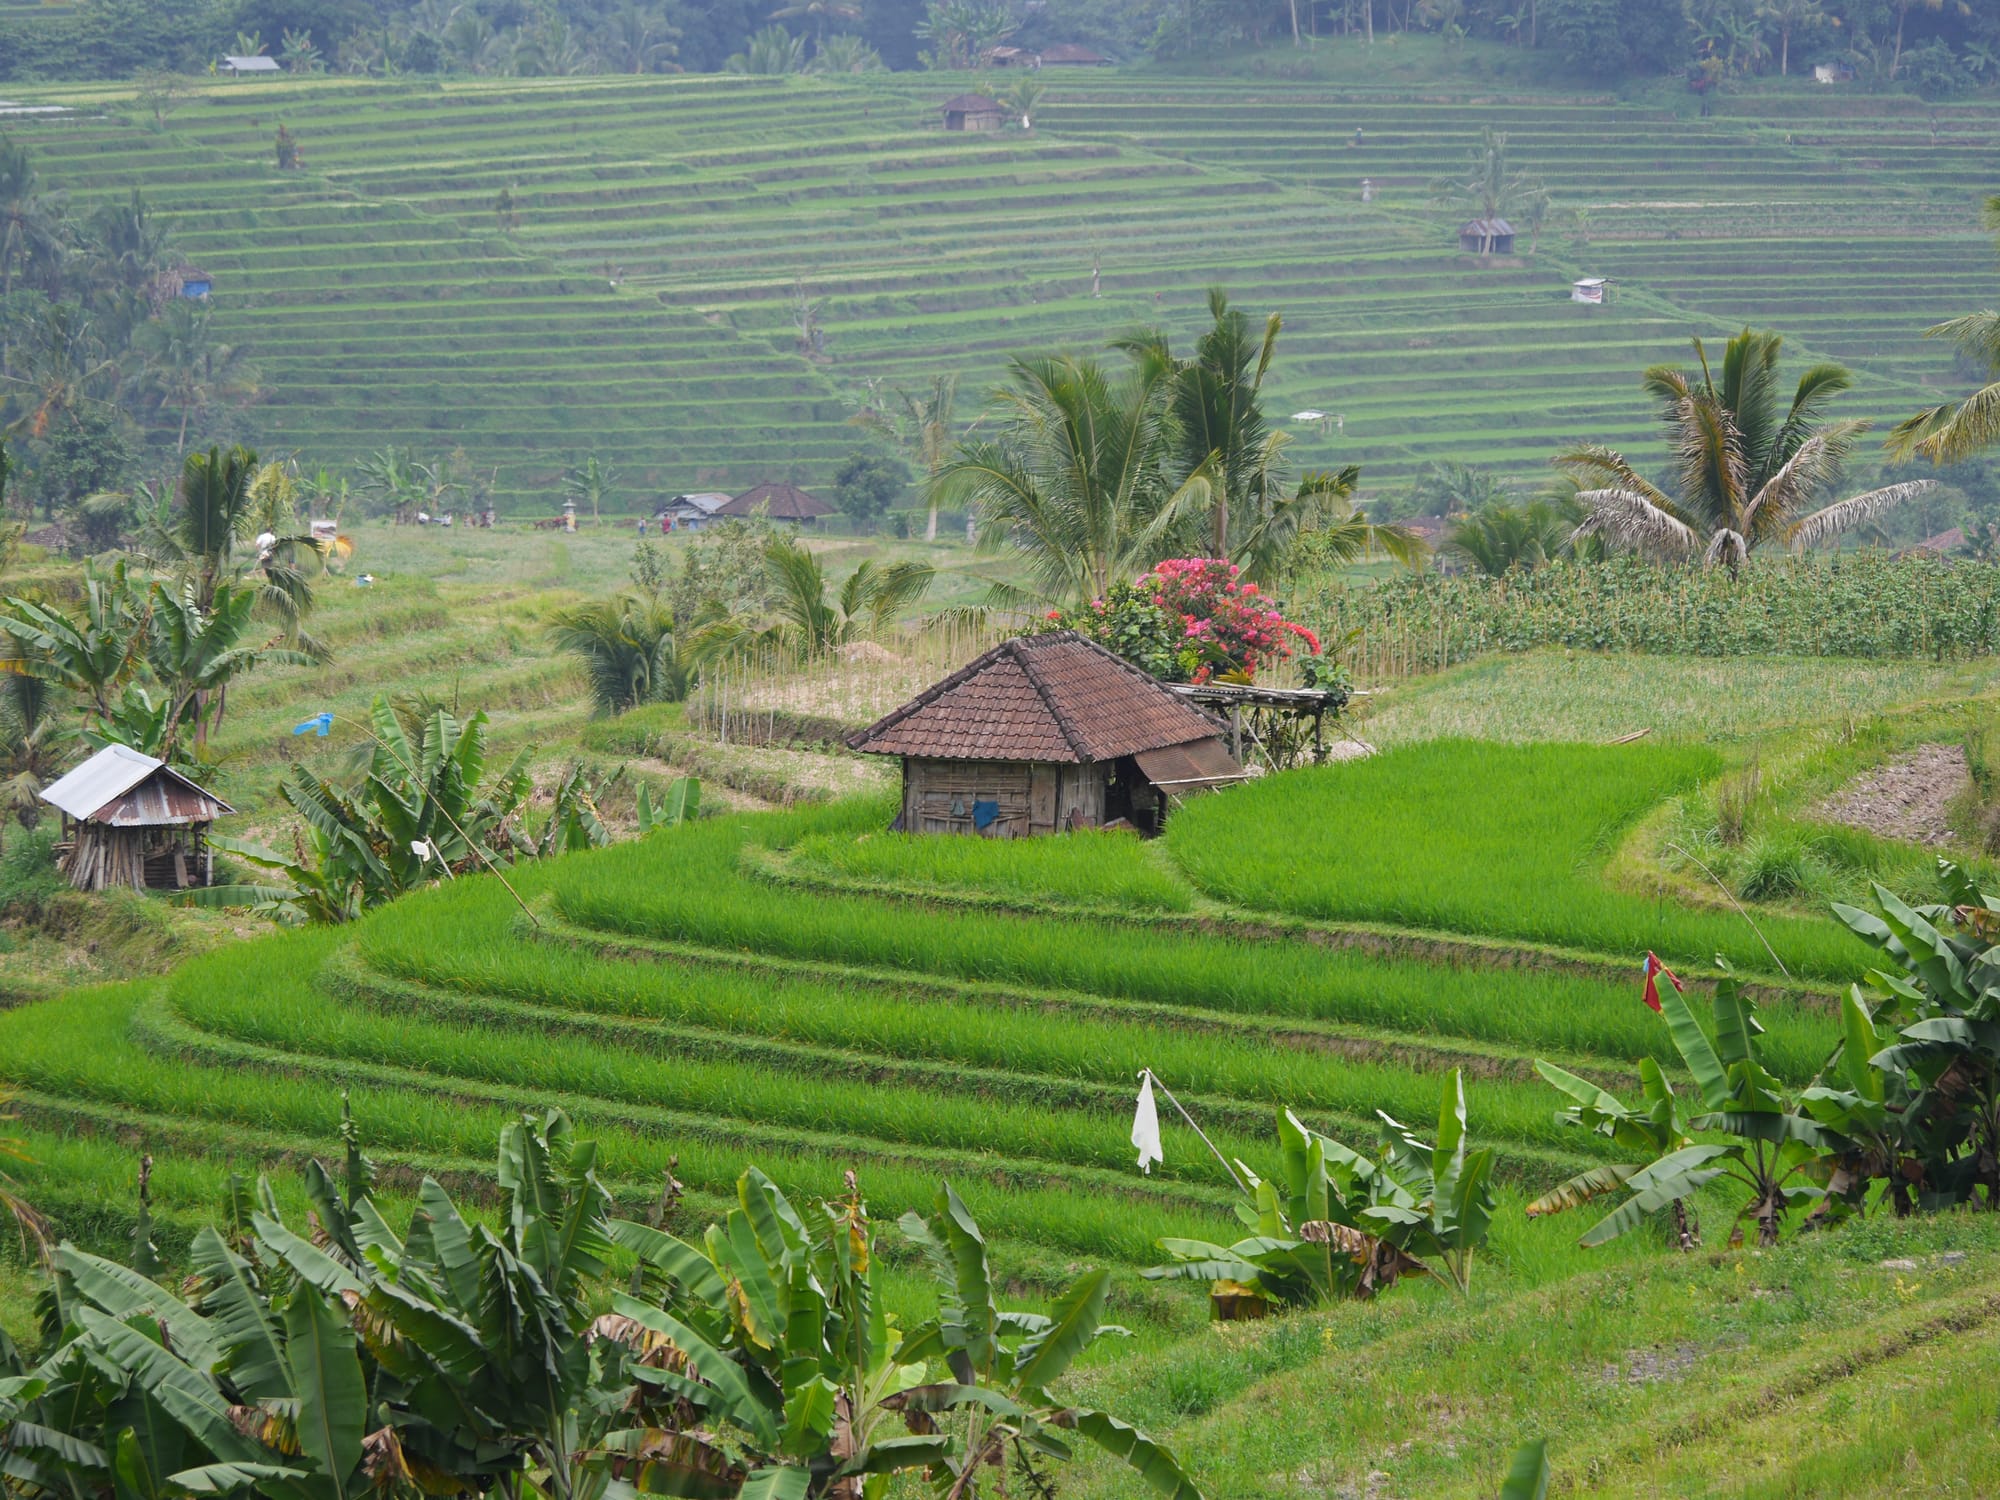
[1043,558,1321,683]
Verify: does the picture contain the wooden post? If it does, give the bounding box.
[1228,704,1242,761]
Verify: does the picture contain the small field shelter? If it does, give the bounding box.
[1459,217,1515,254]
[940,94,1008,132]
[847,631,1248,837]
[40,743,233,892]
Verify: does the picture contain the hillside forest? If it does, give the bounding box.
[2,0,1997,90]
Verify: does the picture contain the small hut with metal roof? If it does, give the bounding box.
[846,631,1247,837]
[1459,217,1515,255]
[39,743,233,892]
[720,481,834,524]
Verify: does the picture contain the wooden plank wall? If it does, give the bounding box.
[901,758,1107,837]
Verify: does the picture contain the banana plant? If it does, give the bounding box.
[1530,974,1838,1249]
[894,1183,1201,1500]
[1148,1070,1493,1307]
[635,776,700,835]
[1834,864,2000,1210]
[1366,1069,1498,1294]
[1526,1057,1700,1248]
[610,1173,1202,1499]
[1,1107,647,1500]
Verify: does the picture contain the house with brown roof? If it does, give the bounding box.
[846,632,1247,837]
[719,481,834,524]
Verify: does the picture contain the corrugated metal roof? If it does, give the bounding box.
[222,55,282,70]
[1459,217,1515,237]
[940,94,1006,113]
[40,744,233,825]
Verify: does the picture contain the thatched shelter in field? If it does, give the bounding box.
[847,632,1246,837]
[940,94,1008,132]
[40,743,232,892]
[1459,217,1515,254]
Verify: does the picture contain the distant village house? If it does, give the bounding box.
[220,55,282,75]
[720,481,834,524]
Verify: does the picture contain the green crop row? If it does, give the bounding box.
[549,802,1842,1076]
[1167,740,1866,982]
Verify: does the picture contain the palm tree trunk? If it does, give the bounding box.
[1289,0,1300,46]
[1780,26,1789,75]
[1891,2,1908,78]
[1363,0,1373,44]
[1213,494,1229,558]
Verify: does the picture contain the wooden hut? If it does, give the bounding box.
[847,632,1247,837]
[940,94,1008,132]
[720,481,834,524]
[1458,217,1515,255]
[40,743,233,892]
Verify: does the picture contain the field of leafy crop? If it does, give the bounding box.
[11,740,2000,1492]
[2,72,1991,508]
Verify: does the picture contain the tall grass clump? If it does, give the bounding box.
[1165,741,1867,981]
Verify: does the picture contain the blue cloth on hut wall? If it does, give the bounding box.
[972,799,999,830]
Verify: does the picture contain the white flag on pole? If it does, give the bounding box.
[1132,1071,1162,1175]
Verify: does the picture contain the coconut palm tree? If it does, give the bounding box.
[760,534,936,655]
[725,24,807,72]
[808,32,885,71]
[769,0,860,44]
[136,445,323,647]
[133,298,257,454]
[547,595,709,714]
[0,137,66,305]
[1430,127,1549,253]
[1560,329,1931,569]
[1444,498,1575,576]
[937,351,1205,604]
[1124,289,1422,580]
[562,453,614,524]
[849,373,958,540]
[1888,196,2000,466]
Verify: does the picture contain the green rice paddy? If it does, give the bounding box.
[1,71,1990,508]
[8,729,1999,1494]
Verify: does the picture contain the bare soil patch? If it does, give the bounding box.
[1815,742,1970,846]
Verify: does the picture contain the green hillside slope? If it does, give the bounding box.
[7,72,1993,510]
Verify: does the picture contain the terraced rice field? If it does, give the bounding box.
[3,72,1991,508]
[1,758,1850,1267]
[9,747,2000,1492]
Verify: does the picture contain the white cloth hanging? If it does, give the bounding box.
[1132,1071,1163,1175]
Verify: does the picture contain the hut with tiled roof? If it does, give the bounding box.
[719,481,834,524]
[846,631,1246,837]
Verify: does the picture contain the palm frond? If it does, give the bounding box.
[1569,487,1699,558]
[1786,479,1933,553]
[1886,380,2000,466]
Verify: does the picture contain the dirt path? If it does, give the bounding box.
[1815,742,1971,846]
